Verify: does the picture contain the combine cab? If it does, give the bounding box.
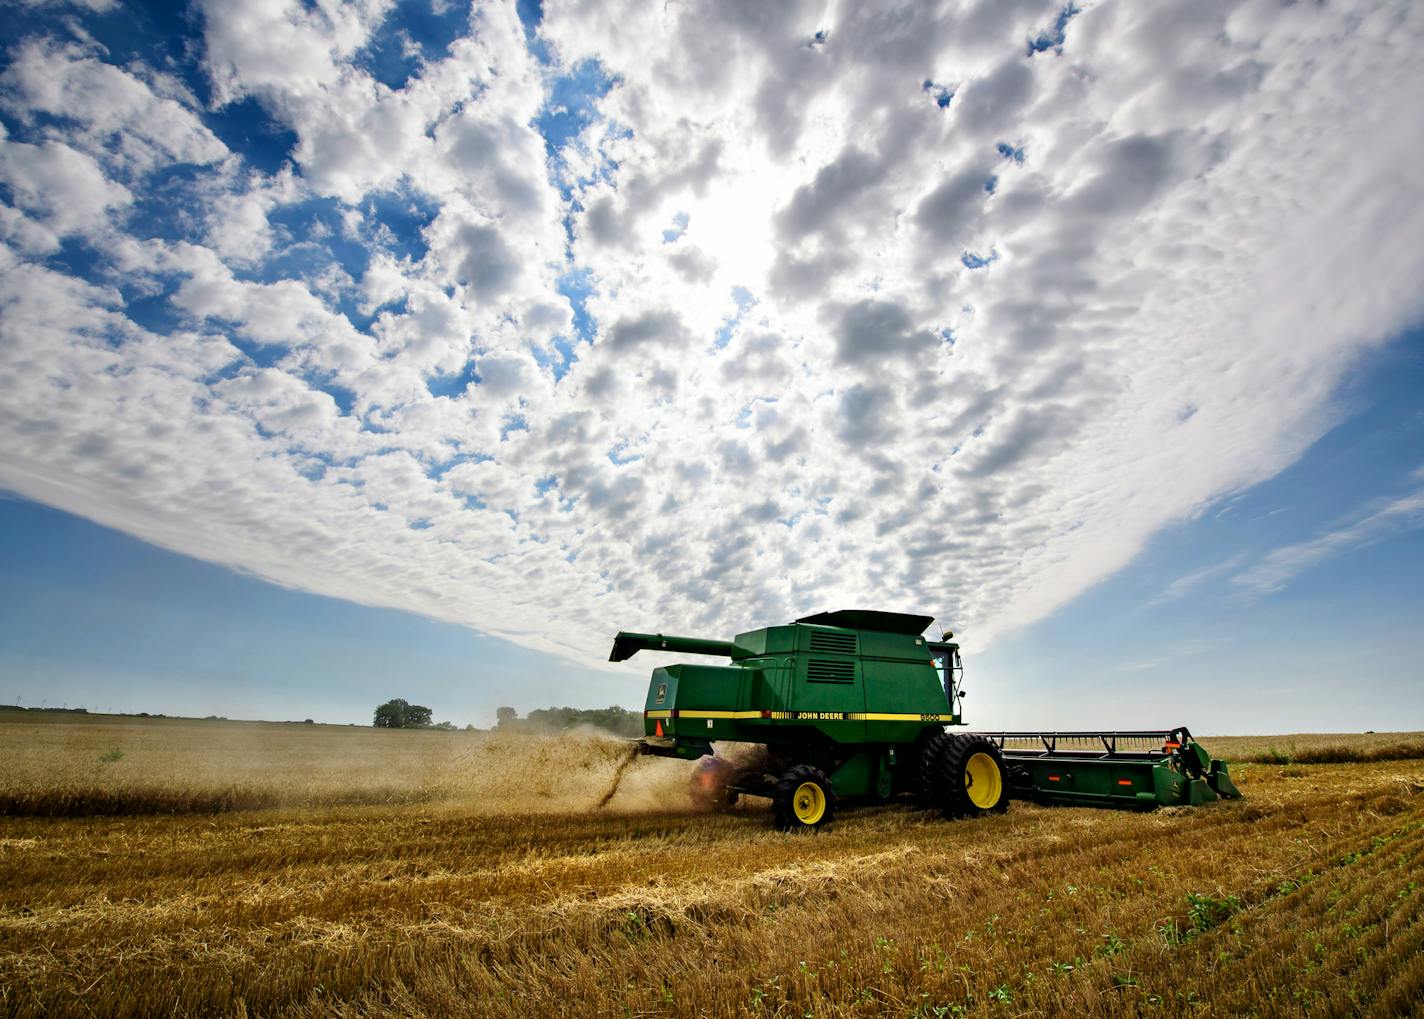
[612,609,1240,830]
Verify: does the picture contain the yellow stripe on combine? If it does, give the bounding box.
[654,710,947,723]
[674,710,764,720]
[857,712,947,722]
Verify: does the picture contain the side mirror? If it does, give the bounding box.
[957,689,967,698]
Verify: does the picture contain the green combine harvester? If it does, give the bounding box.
[611,610,1240,830]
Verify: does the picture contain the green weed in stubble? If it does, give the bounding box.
[1095,932,1127,958]
[87,747,126,784]
[1158,891,1244,945]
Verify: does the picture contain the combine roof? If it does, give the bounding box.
[794,610,934,635]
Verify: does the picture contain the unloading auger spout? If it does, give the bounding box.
[609,632,752,663]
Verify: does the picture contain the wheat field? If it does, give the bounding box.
[1,712,1422,1018]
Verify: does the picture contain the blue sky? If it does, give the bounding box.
[0,494,624,724]
[1,1,1422,730]
[3,326,1418,729]
[973,328,1424,734]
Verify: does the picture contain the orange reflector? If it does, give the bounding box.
[655,719,664,737]
[1118,779,1133,786]
[1048,775,1060,782]
[1164,742,1180,750]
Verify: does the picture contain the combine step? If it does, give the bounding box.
[978,726,1241,809]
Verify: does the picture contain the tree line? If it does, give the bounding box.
[495,705,641,737]
[372,699,640,736]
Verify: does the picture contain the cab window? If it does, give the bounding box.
[929,649,951,706]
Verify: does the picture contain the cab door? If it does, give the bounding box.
[925,645,961,722]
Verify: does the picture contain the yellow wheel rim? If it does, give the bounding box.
[965,752,1002,809]
[792,781,826,825]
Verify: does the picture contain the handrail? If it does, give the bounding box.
[976,726,1194,758]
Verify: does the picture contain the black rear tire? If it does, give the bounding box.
[917,729,953,807]
[771,764,836,831]
[934,734,1009,818]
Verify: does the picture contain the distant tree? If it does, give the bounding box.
[374,699,435,728]
[495,706,518,728]
[374,699,409,728]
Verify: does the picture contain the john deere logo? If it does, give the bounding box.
[655,683,667,704]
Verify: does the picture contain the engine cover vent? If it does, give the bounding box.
[806,659,856,683]
[808,631,857,655]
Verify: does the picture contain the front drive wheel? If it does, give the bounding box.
[772,764,836,831]
[916,729,953,807]
[936,735,1009,818]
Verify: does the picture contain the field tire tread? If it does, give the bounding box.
[771,764,835,831]
[935,734,1010,818]
[917,730,953,807]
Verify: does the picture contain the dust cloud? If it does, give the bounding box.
[0,714,767,817]
[594,744,640,809]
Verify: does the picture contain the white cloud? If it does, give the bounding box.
[198,0,394,108]
[9,0,116,12]
[1148,554,1247,608]
[2,0,1424,673]
[0,138,131,247]
[1232,486,1424,597]
[202,169,300,265]
[0,39,228,172]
